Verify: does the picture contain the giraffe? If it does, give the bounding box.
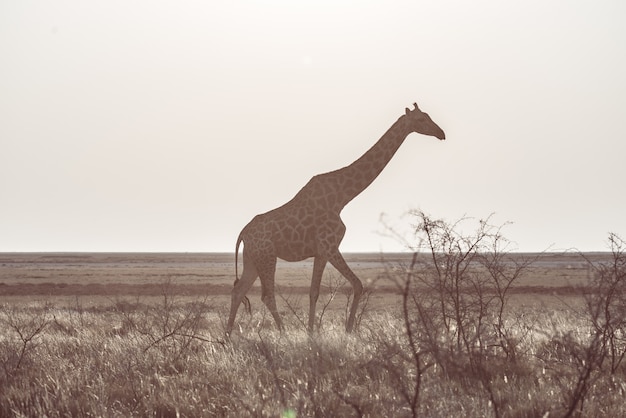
[227,102,445,334]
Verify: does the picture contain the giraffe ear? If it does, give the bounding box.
[405,107,411,115]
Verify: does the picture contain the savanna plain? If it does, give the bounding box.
[1,241,625,417]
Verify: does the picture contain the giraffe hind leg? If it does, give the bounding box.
[226,257,258,335]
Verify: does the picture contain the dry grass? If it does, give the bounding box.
[1,294,625,417]
[1,242,624,417]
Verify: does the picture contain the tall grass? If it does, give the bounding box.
[1,296,625,417]
[1,219,624,417]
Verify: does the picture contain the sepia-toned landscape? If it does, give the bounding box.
[1,248,625,417]
[4,1,625,417]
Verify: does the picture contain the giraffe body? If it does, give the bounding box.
[227,103,445,333]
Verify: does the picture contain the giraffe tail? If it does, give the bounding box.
[235,232,252,314]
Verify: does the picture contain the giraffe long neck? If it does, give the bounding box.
[334,117,410,207]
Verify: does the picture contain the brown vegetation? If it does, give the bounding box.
[0,218,624,417]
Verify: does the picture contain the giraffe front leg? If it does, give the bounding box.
[328,251,363,333]
[308,256,328,332]
[257,256,283,331]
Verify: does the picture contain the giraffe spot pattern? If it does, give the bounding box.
[227,103,445,334]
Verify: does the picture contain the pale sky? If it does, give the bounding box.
[1,1,625,253]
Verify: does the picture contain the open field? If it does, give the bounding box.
[0,252,604,306]
[1,252,624,417]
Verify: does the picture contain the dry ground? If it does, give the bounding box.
[0,252,605,311]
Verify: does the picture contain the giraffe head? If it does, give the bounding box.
[403,103,446,140]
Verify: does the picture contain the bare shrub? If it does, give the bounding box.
[117,279,223,364]
[393,253,431,417]
[381,210,534,417]
[584,233,626,374]
[318,272,346,330]
[399,212,528,366]
[545,233,626,417]
[0,303,50,375]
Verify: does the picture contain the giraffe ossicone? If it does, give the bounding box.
[226,102,445,334]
